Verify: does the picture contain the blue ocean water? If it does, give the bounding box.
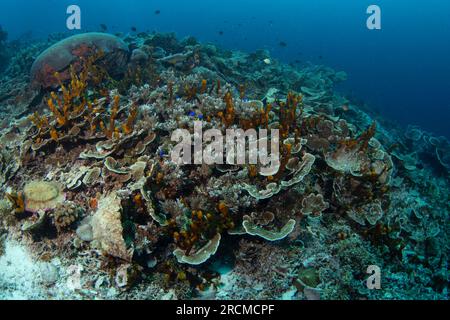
[1,0,449,138]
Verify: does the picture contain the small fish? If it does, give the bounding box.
[131,26,137,32]
[219,31,224,36]
[318,55,323,60]
[155,10,161,15]
[279,41,287,48]
[100,24,107,31]
[263,58,271,65]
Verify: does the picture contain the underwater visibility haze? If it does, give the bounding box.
[0,0,448,300]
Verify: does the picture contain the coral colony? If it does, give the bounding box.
[0,31,448,300]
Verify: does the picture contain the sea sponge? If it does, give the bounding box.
[23,181,65,213]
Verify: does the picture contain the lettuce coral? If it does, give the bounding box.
[242,218,296,241]
[173,233,221,265]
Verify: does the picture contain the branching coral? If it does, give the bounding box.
[27,53,140,155]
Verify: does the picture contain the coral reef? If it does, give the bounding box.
[0,31,447,300]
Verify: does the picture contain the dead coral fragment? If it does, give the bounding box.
[91,192,132,261]
[173,233,221,265]
[23,181,65,213]
[242,217,296,241]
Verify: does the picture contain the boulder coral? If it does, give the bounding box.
[30,32,129,89]
[23,181,65,213]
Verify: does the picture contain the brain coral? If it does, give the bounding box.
[30,32,129,89]
[23,181,65,213]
